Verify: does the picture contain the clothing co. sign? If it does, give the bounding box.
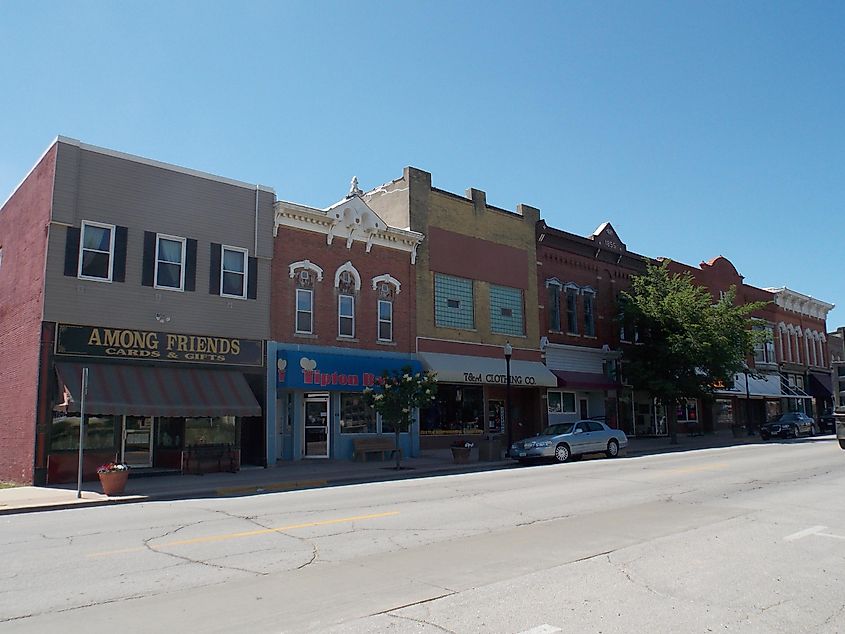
[55,324,263,366]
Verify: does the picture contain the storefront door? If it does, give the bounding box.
[304,395,330,458]
[122,416,153,468]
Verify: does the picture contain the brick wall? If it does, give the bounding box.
[271,226,416,352]
[0,145,56,483]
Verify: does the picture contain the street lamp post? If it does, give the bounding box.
[504,341,513,456]
[744,364,753,436]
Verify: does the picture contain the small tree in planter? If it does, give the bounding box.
[363,366,438,470]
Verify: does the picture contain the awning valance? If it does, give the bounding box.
[551,370,619,391]
[418,352,557,387]
[714,372,784,399]
[55,362,261,417]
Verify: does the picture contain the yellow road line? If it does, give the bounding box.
[88,510,400,558]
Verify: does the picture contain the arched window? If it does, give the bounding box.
[290,260,323,334]
[372,274,401,342]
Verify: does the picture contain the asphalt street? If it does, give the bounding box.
[1,437,843,633]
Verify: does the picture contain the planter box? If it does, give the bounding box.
[451,446,472,464]
[98,470,129,496]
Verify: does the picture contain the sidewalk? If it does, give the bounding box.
[0,432,779,516]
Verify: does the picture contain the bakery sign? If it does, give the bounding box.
[55,324,263,366]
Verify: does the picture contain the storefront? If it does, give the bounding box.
[713,371,784,432]
[417,352,557,448]
[272,344,422,461]
[547,370,621,427]
[47,323,264,483]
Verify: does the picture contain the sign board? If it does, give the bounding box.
[56,324,264,367]
[277,349,422,391]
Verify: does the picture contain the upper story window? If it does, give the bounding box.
[490,284,524,336]
[753,323,776,365]
[378,299,393,342]
[296,288,313,334]
[373,275,400,343]
[220,245,248,299]
[435,273,474,330]
[289,260,323,335]
[338,294,355,338]
[565,285,579,335]
[155,234,186,291]
[79,221,115,281]
[583,288,596,337]
[546,279,562,332]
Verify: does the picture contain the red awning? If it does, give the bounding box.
[551,370,620,391]
[55,362,261,417]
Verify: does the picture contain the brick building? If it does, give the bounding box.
[536,221,661,436]
[669,257,834,432]
[268,181,424,461]
[365,168,556,451]
[0,137,274,484]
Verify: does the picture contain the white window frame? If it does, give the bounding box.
[78,220,115,282]
[378,299,393,342]
[338,294,355,338]
[154,233,186,291]
[547,390,577,414]
[296,288,314,334]
[220,245,248,300]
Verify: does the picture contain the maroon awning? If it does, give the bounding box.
[551,370,620,391]
[55,362,261,417]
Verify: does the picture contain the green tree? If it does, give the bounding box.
[363,366,438,469]
[620,261,768,443]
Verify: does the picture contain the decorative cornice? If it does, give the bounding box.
[274,196,423,263]
[765,286,835,320]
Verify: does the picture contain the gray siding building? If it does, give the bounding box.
[0,136,275,484]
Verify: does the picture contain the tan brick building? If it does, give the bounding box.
[366,168,556,450]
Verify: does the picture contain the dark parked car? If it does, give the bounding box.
[760,412,817,440]
[818,411,836,435]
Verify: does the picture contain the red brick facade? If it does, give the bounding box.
[669,256,829,371]
[271,226,417,353]
[537,222,647,348]
[0,146,56,483]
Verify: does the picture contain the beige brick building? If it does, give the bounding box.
[366,167,555,450]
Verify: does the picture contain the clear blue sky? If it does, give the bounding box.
[2,1,843,325]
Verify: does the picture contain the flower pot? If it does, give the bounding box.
[98,470,129,496]
[451,446,472,464]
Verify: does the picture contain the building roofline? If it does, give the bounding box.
[55,136,275,194]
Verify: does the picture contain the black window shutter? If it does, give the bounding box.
[185,239,197,291]
[209,243,221,295]
[112,226,128,282]
[63,227,81,277]
[141,231,156,287]
[247,256,258,300]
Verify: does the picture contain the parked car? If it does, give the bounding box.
[818,411,836,435]
[510,420,628,463]
[760,412,817,440]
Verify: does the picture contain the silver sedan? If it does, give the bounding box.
[510,420,628,463]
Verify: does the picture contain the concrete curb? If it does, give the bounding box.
[0,461,520,515]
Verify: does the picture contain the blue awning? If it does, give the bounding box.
[276,348,421,391]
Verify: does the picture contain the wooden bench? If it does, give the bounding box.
[352,437,402,462]
[181,444,239,475]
